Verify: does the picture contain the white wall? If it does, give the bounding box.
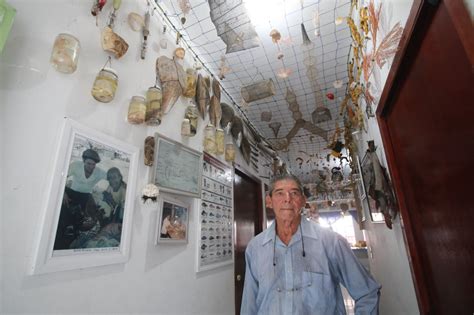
[356,1,419,314]
[0,0,256,313]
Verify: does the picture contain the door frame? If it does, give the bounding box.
[375,0,473,313]
[233,165,264,314]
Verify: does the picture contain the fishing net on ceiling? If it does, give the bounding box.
[208,0,260,53]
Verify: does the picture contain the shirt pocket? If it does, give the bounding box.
[302,271,335,315]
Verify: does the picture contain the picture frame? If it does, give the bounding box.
[31,118,139,274]
[196,153,234,273]
[360,151,385,223]
[150,133,202,198]
[156,194,190,244]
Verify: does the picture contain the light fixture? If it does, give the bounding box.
[243,0,286,26]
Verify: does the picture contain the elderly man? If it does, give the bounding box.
[241,174,381,314]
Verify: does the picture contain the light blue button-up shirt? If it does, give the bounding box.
[241,219,381,315]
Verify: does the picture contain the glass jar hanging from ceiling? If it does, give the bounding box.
[145,86,162,125]
[127,96,146,124]
[50,33,80,74]
[203,123,216,154]
[91,67,118,103]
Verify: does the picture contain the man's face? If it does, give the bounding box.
[83,158,97,174]
[266,179,306,222]
[108,173,122,191]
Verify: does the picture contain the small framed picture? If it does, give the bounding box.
[156,194,189,244]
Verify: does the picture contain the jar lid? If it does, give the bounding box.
[101,67,118,78]
[183,118,190,122]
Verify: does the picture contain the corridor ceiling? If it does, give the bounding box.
[153,0,354,183]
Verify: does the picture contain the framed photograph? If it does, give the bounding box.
[31,118,139,274]
[361,152,385,223]
[196,153,234,273]
[156,194,189,244]
[150,133,202,198]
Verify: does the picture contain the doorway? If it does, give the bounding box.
[377,1,474,313]
[233,167,263,315]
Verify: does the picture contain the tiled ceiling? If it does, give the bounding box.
[153,0,353,183]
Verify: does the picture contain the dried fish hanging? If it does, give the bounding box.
[140,9,150,59]
[101,0,128,59]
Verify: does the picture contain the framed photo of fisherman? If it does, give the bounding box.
[31,118,139,274]
[155,194,190,244]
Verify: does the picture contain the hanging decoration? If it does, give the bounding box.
[178,0,191,25]
[269,122,281,138]
[220,103,235,131]
[300,23,312,45]
[364,141,398,229]
[195,74,210,119]
[127,12,144,31]
[91,0,107,20]
[183,68,197,98]
[101,0,128,59]
[144,136,155,166]
[156,55,186,114]
[218,55,231,80]
[140,10,150,59]
[260,111,272,122]
[208,0,259,53]
[50,33,80,74]
[91,56,118,103]
[240,79,275,103]
[209,78,222,127]
[141,184,159,204]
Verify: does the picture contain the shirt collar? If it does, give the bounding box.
[261,217,319,246]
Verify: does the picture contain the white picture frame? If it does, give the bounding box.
[30,118,139,274]
[155,194,190,244]
[196,153,234,273]
[150,133,203,198]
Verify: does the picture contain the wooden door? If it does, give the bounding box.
[233,167,263,315]
[377,1,474,313]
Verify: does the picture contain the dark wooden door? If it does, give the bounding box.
[377,1,474,313]
[233,167,263,315]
